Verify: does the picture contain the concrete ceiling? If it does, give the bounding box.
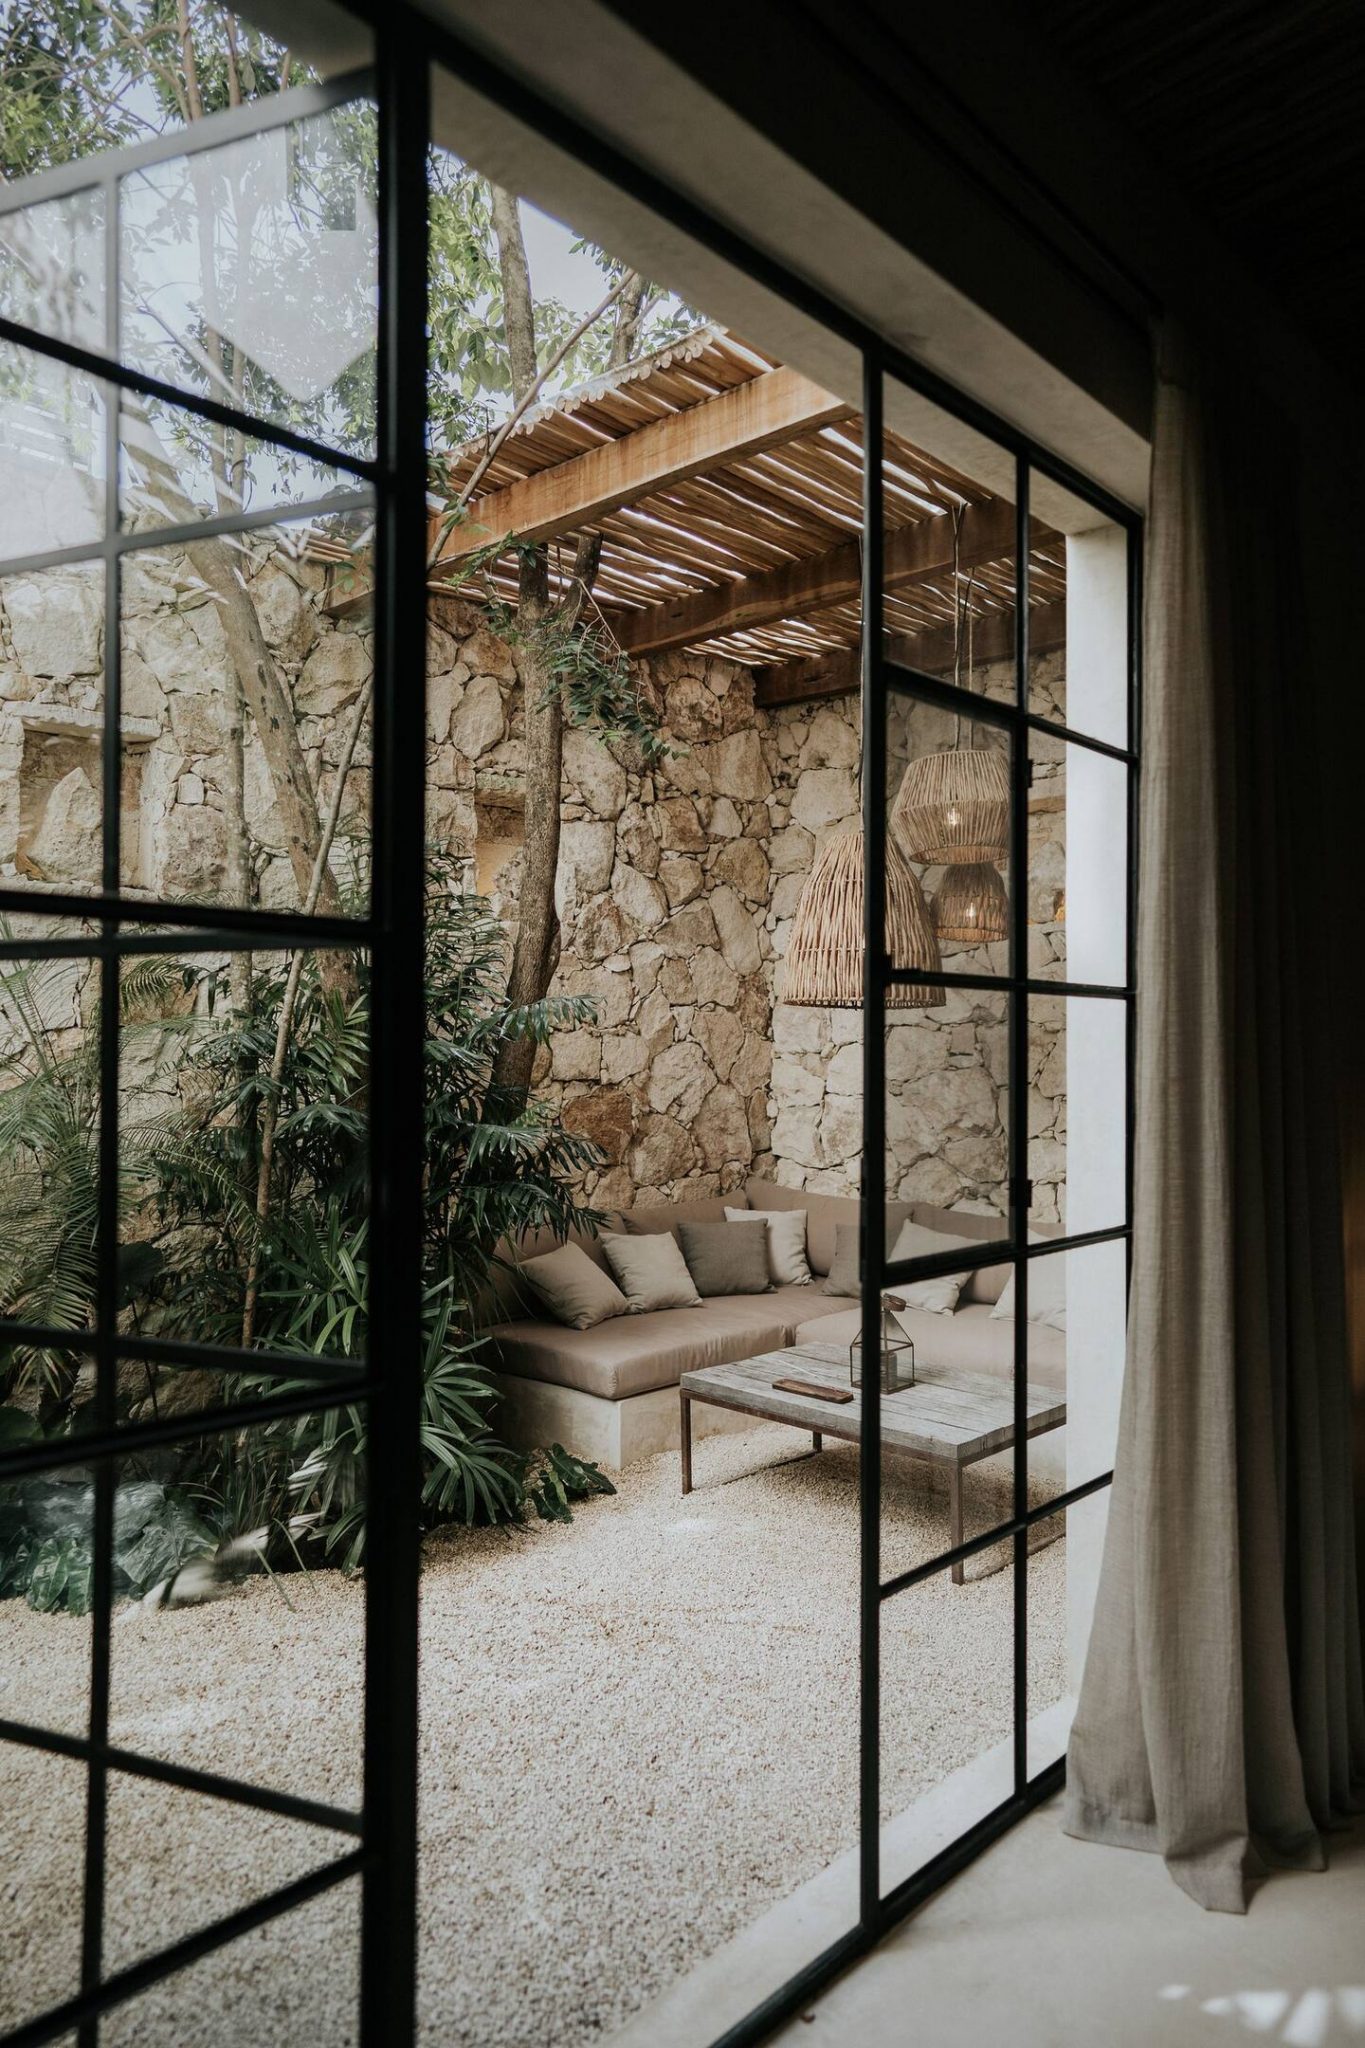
[1006,0,1365,388]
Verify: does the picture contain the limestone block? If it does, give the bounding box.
[694,1083,749,1168]
[771,1103,822,1169]
[425,786,476,852]
[729,1028,772,1097]
[690,946,739,1008]
[790,765,857,832]
[659,855,703,908]
[694,1007,743,1080]
[459,626,517,684]
[769,824,814,876]
[564,728,628,818]
[168,690,228,757]
[629,1113,695,1185]
[707,796,742,838]
[589,1165,636,1214]
[710,884,762,975]
[451,674,505,757]
[610,802,653,877]
[665,673,723,739]
[250,563,317,664]
[825,1042,863,1097]
[657,901,718,957]
[562,1086,635,1164]
[155,801,226,898]
[426,622,460,676]
[121,649,167,723]
[659,956,693,1003]
[611,862,667,934]
[770,870,808,924]
[803,705,860,768]
[296,633,370,716]
[602,1033,649,1082]
[557,821,616,909]
[426,671,462,747]
[773,1004,827,1053]
[3,570,101,678]
[575,897,630,960]
[646,1038,712,1122]
[635,988,674,1050]
[627,940,664,995]
[817,1095,862,1166]
[655,795,706,851]
[1028,1135,1067,1187]
[27,765,100,882]
[770,1055,824,1108]
[713,835,769,903]
[177,772,204,805]
[701,729,771,801]
[550,1032,601,1082]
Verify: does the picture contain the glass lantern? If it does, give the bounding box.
[850,1294,916,1394]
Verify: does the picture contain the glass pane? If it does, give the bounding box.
[885,685,1013,980]
[1030,995,1126,1236]
[103,1771,353,1977]
[118,947,368,1364]
[1028,1505,1077,1776]
[119,512,371,914]
[880,1539,1014,1895]
[0,341,106,563]
[1,561,105,894]
[0,1463,94,1735]
[1026,1237,1126,1511]
[102,1873,360,2048]
[107,1409,366,1807]
[1028,470,1128,749]
[1030,736,1127,990]
[0,187,106,349]
[0,945,102,1515]
[120,102,379,459]
[120,391,365,532]
[886,990,1010,1222]
[0,1745,87,2028]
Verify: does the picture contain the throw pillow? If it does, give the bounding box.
[600,1229,702,1313]
[518,1243,629,1331]
[990,1243,1067,1330]
[887,1219,979,1316]
[824,1222,861,1297]
[725,1205,813,1286]
[678,1219,770,1297]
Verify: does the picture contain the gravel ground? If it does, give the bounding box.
[1,1426,1066,2046]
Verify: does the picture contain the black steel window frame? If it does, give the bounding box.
[0,11,1141,2047]
[0,34,427,2048]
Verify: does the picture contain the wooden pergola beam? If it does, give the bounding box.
[432,366,853,567]
[751,598,1067,709]
[618,497,1029,658]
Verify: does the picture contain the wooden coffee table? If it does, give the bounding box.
[679,1341,1066,1584]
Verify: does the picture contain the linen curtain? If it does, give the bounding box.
[1063,326,1365,1911]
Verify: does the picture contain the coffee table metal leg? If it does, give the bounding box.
[680,1390,693,1495]
[812,1431,822,1453]
[950,1463,965,1585]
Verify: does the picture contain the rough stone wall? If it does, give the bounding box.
[1,549,1069,1224]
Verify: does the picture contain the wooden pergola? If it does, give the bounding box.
[328,328,1064,704]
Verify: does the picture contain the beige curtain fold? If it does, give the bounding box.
[1062,325,1365,1911]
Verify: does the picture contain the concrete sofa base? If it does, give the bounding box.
[491,1370,760,1473]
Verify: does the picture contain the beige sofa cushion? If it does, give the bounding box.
[744,1179,914,1278]
[518,1243,628,1331]
[620,1196,731,1243]
[794,1301,1066,1392]
[487,1297,794,1402]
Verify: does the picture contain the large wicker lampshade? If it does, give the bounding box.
[891,746,1009,865]
[931,860,1009,943]
[784,826,943,1008]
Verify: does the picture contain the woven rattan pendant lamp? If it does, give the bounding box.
[890,507,1010,867]
[784,826,943,1007]
[930,860,1009,943]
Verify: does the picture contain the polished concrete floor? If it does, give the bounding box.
[769,1799,1365,2048]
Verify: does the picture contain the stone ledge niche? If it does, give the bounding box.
[8,705,159,891]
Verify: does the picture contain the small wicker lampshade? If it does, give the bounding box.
[891,747,1009,865]
[932,861,1009,943]
[784,827,943,1008]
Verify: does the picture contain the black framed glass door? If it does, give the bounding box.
[1,9,1137,2044]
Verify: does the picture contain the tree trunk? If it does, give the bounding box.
[485,193,647,1104]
